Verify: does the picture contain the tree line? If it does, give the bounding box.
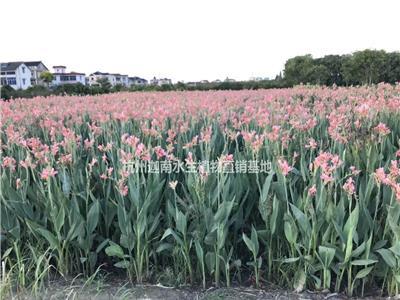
[284,49,400,86]
[1,49,399,100]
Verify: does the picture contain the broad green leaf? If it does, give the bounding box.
[114,260,130,269]
[251,226,259,255]
[318,246,335,267]
[242,232,255,254]
[351,259,378,266]
[36,228,58,250]
[105,244,124,259]
[376,248,396,268]
[355,266,374,279]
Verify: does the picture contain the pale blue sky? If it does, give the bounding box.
[1,0,399,82]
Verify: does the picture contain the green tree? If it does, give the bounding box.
[1,85,14,100]
[316,55,346,86]
[383,52,400,84]
[308,64,330,85]
[342,50,387,85]
[39,71,54,86]
[96,78,112,92]
[283,55,315,85]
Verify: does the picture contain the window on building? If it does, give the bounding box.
[7,78,17,85]
[22,67,25,73]
[22,78,26,85]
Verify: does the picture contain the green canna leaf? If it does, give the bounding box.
[105,243,125,259]
[355,266,374,279]
[376,248,396,268]
[87,200,100,234]
[351,259,378,266]
[242,232,255,254]
[318,246,335,267]
[37,228,59,250]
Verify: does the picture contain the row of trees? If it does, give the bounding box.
[1,78,288,100]
[283,49,400,86]
[2,49,399,100]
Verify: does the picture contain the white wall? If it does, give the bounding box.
[29,63,48,85]
[52,73,86,86]
[54,67,66,73]
[1,63,32,90]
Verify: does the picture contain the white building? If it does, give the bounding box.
[128,76,148,86]
[249,77,269,81]
[24,61,49,85]
[88,72,129,87]
[150,77,172,86]
[113,73,129,86]
[0,62,32,90]
[88,72,114,86]
[51,66,85,86]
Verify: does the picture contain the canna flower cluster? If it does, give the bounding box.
[312,152,343,185]
[374,160,400,202]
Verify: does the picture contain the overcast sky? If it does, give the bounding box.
[1,0,399,82]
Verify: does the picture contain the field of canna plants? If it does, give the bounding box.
[1,84,400,297]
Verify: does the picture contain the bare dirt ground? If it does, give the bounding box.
[6,279,393,300]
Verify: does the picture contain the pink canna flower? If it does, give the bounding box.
[308,185,317,197]
[2,156,16,172]
[200,126,212,143]
[185,152,194,164]
[350,166,361,176]
[199,164,208,181]
[117,179,128,196]
[20,155,37,169]
[389,160,400,179]
[135,143,145,157]
[241,130,256,144]
[59,154,72,165]
[374,123,391,136]
[356,103,370,118]
[373,168,390,185]
[305,138,318,150]
[154,146,167,159]
[321,172,334,185]
[120,169,130,179]
[266,125,280,141]
[41,166,58,180]
[16,178,22,189]
[122,134,140,148]
[51,144,60,156]
[84,139,94,150]
[277,159,293,176]
[141,151,151,161]
[88,158,97,172]
[343,177,355,195]
[87,122,102,136]
[166,129,176,144]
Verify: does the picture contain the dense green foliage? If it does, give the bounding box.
[285,50,400,86]
[1,87,400,297]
